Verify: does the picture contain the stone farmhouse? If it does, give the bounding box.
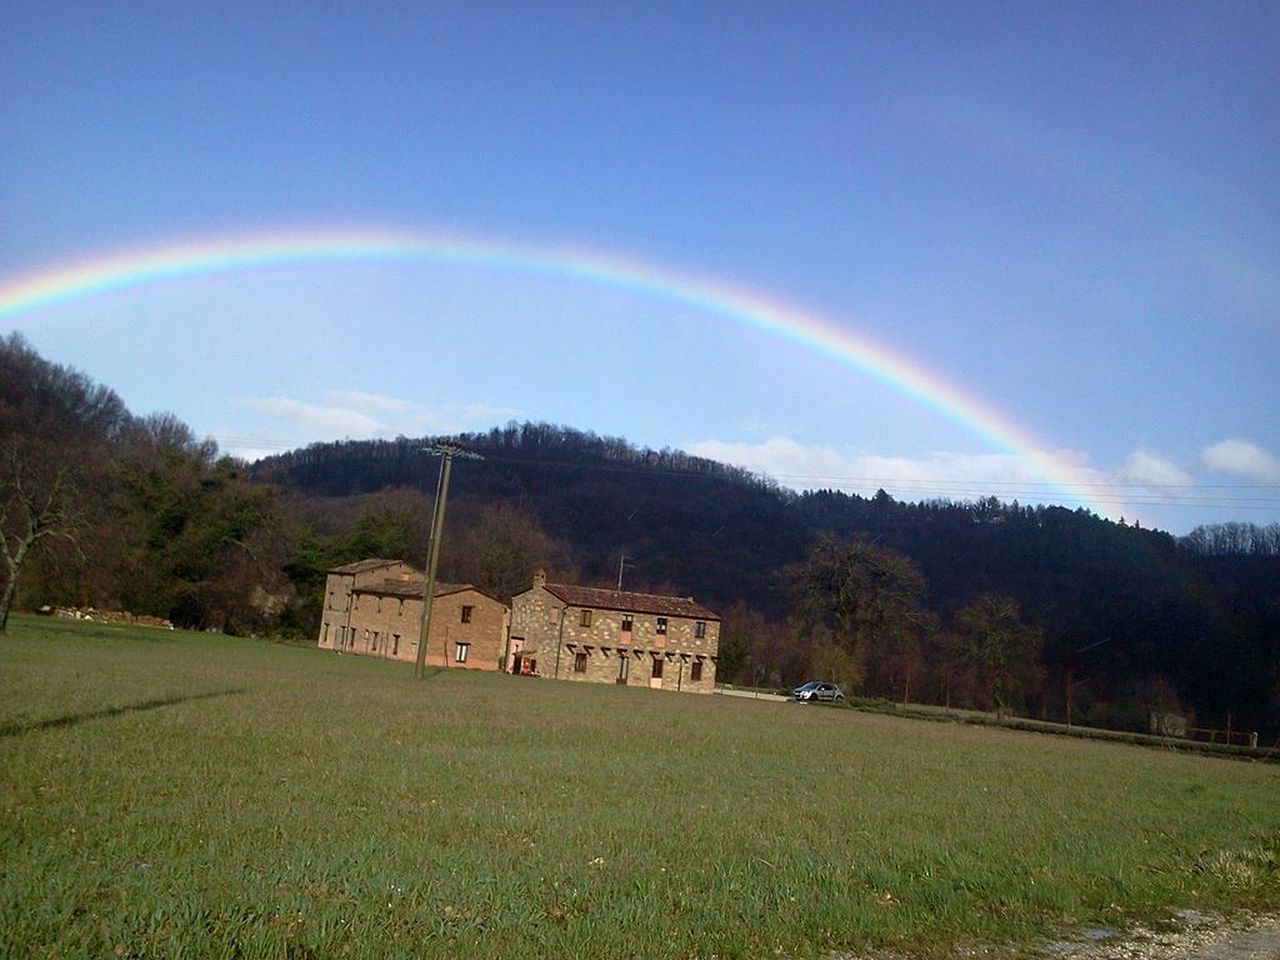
[317,559,509,671]
[509,571,719,693]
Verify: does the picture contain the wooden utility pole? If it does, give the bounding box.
[414,442,481,679]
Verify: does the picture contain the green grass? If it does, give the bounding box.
[2,616,1278,959]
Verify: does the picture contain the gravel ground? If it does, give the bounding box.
[835,911,1280,960]
[1038,911,1280,960]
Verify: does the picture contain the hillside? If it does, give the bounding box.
[250,425,1280,737]
[4,335,1276,737]
[250,425,807,613]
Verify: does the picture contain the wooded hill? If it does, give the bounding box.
[250,425,1280,738]
[3,335,1277,737]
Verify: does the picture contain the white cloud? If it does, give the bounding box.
[217,442,294,463]
[1201,439,1280,482]
[324,390,421,415]
[224,392,522,461]
[240,396,388,437]
[1114,449,1193,488]
[683,435,1095,504]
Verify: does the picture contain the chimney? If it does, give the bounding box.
[533,569,547,589]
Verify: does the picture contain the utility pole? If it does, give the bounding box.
[616,554,632,591]
[414,441,481,679]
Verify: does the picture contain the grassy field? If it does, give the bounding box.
[2,617,1278,959]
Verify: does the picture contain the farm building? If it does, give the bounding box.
[317,559,509,670]
[509,570,719,693]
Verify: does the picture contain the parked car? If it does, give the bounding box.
[792,681,844,703]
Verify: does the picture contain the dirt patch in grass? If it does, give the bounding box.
[836,912,1280,959]
[1038,911,1280,960]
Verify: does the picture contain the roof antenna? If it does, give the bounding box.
[617,554,632,591]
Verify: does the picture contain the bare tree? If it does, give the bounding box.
[952,593,1044,718]
[789,533,929,696]
[718,602,809,689]
[446,501,567,602]
[0,334,126,629]
[0,442,86,630]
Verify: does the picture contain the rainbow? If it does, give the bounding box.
[0,225,1116,515]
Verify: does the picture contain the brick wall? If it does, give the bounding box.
[318,575,509,671]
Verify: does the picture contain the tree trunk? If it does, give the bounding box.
[0,535,32,632]
[0,556,22,632]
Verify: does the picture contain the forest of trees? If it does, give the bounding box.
[1,335,291,634]
[4,334,1279,738]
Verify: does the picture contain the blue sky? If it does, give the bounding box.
[2,2,1277,534]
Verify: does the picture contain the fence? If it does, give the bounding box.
[1185,726,1259,749]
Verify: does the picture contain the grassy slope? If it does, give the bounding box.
[2,617,1277,959]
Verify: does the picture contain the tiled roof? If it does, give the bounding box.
[327,558,406,575]
[542,583,719,621]
[367,578,475,599]
[331,559,503,605]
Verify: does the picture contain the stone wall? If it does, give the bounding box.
[47,607,174,629]
[507,583,565,676]
[509,585,718,692]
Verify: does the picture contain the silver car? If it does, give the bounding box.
[792,681,844,703]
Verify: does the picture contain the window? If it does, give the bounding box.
[656,617,668,635]
[455,642,470,663]
[322,622,329,643]
[691,660,703,682]
[616,655,629,682]
[579,609,593,627]
[695,620,706,638]
[652,657,664,679]
[574,652,588,673]
[461,605,473,624]
[546,606,560,623]
[621,614,633,633]
[392,634,400,655]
